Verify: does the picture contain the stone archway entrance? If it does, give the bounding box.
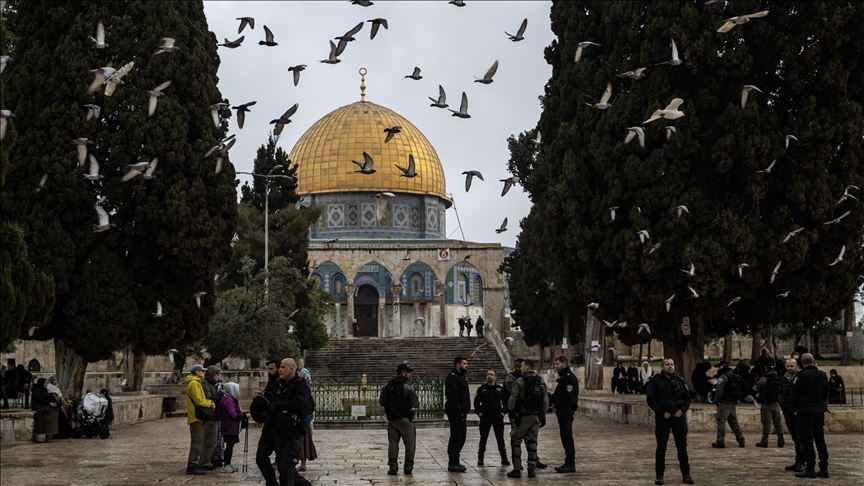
[354,284,379,337]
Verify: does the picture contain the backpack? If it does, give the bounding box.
[758,375,781,404]
[382,379,411,420]
[520,374,545,413]
[722,372,743,402]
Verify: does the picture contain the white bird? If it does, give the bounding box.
[429,85,448,109]
[643,98,685,124]
[666,126,677,140]
[655,38,682,66]
[121,158,157,182]
[836,187,859,206]
[649,242,662,254]
[83,104,101,121]
[756,159,776,174]
[83,154,103,180]
[193,292,207,308]
[154,301,164,317]
[89,21,108,49]
[471,342,489,357]
[617,67,647,79]
[532,131,542,145]
[737,263,749,277]
[103,61,134,96]
[770,260,782,283]
[473,59,498,84]
[500,176,520,197]
[448,92,471,118]
[785,134,798,149]
[603,319,618,328]
[28,326,37,337]
[504,336,514,345]
[288,308,300,319]
[0,55,10,74]
[86,66,116,95]
[592,356,603,366]
[167,349,178,365]
[624,127,645,148]
[205,134,237,158]
[0,109,15,141]
[146,80,171,117]
[776,291,790,298]
[371,192,395,220]
[609,206,618,221]
[495,218,508,234]
[116,378,128,388]
[637,230,650,244]
[829,246,846,266]
[823,210,851,225]
[608,347,618,357]
[638,323,651,335]
[209,103,228,128]
[676,205,689,217]
[783,227,805,243]
[709,341,722,348]
[574,41,601,63]
[70,138,94,167]
[92,204,116,232]
[154,37,179,55]
[211,137,237,175]
[688,286,699,299]
[462,170,484,192]
[35,173,48,192]
[717,10,770,33]
[741,85,763,109]
[727,297,741,307]
[587,302,599,309]
[142,158,160,179]
[586,82,613,109]
[681,263,695,277]
[616,321,628,328]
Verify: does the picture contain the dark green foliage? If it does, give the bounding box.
[1,1,237,366]
[239,133,299,213]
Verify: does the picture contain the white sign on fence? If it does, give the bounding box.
[562,337,568,349]
[351,405,367,417]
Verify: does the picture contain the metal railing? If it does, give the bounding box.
[828,388,862,407]
[313,379,444,423]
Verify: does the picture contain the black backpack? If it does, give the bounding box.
[722,373,743,402]
[521,374,544,413]
[758,375,781,404]
[382,379,411,420]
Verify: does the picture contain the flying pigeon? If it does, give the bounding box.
[259,25,278,46]
[783,227,805,243]
[587,302,599,309]
[167,349,179,365]
[371,192,395,220]
[205,134,237,158]
[395,154,417,178]
[212,138,237,174]
[86,66,116,94]
[649,242,662,254]
[121,159,155,182]
[586,82,613,109]
[531,131,542,145]
[0,110,13,141]
[643,98,685,124]
[776,291,790,298]
[326,238,339,249]
[495,218,508,234]
[616,321,628,328]
[717,10,769,33]
[70,138,94,167]
[688,286,699,299]
[823,210,851,225]
[429,85,448,108]
[666,126,677,140]
[471,342,489,357]
[709,341,722,348]
[35,173,48,192]
[0,55,11,74]
[574,41,600,62]
[655,38,682,66]
[829,246,846,266]
[617,67,647,79]
[603,320,619,328]
[154,301,164,317]
[608,347,618,357]
[141,158,158,180]
[448,92,470,118]
[500,176,520,196]
[681,263,695,277]
[737,263,749,277]
[154,37,179,55]
[351,0,374,6]
[335,22,364,43]
[237,17,255,34]
[624,127,645,147]
[665,293,676,312]
[414,316,426,326]
[609,206,619,221]
[367,18,388,39]
[504,336,514,345]
[638,323,651,335]
[785,135,798,149]
[209,103,227,128]
[288,65,307,86]
[146,80,171,117]
[89,21,108,49]
[403,67,422,80]
[269,103,299,135]
[320,40,343,64]
[103,61,134,96]
[676,205,689,217]
[232,101,256,129]
[353,152,376,174]
[92,204,116,232]
[727,297,741,307]
[383,126,401,143]
[770,260,782,283]
[741,85,763,109]
[462,170,484,192]
[506,18,527,42]
[474,60,498,84]
[83,104,101,121]
[836,186,859,206]
[83,154,103,181]
[637,229,650,244]
[219,36,244,48]
[592,356,603,366]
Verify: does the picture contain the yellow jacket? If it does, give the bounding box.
[185,373,214,425]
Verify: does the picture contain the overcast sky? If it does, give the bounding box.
[202,1,554,249]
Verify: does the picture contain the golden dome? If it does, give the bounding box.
[289,100,448,202]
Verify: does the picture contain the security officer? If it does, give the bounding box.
[778,358,804,473]
[506,358,548,478]
[445,356,470,472]
[791,353,829,478]
[504,357,548,470]
[379,363,419,476]
[646,358,693,485]
[712,361,745,448]
[551,355,579,473]
[474,369,510,466]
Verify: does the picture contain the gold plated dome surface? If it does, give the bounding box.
[289,101,447,200]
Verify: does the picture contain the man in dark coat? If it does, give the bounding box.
[475,316,485,338]
[627,362,640,394]
[646,358,693,486]
[551,355,579,473]
[380,363,420,475]
[791,353,829,479]
[474,369,509,466]
[1,362,18,409]
[458,317,465,337]
[778,358,804,473]
[445,356,470,471]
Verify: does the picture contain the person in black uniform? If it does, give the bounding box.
[645,358,693,486]
[475,316,485,338]
[551,355,579,473]
[791,353,829,479]
[445,356,470,472]
[503,358,548,470]
[474,369,510,466]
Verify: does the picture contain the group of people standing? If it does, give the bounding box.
[1,361,32,409]
[612,361,654,394]
[458,316,485,337]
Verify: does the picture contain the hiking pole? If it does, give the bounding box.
[242,423,249,473]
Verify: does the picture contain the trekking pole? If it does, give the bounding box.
[242,424,249,472]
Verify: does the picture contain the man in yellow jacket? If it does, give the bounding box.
[186,364,216,475]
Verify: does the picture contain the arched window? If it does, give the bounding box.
[473,276,482,304]
[457,274,468,304]
[410,274,423,297]
[333,275,345,297]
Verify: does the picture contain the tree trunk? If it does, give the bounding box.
[120,345,148,391]
[805,327,811,354]
[638,343,643,363]
[54,338,88,399]
[660,315,704,389]
[750,331,762,363]
[841,303,854,366]
[583,308,604,390]
[765,323,774,356]
[723,331,733,362]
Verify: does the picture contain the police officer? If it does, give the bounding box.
[792,353,829,478]
[646,358,693,485]
[445,356,470,472]
[474,370,510,466]
[551,355,579,473]
[712,361,745,448]
[778,358,804,473]
[504,358,548,470]
[506,358,548,479]
[380,363,419,476]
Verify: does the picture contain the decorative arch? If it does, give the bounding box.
[399,262,438,302]
[445,261,480,305]
[311,261,347,302]
[352,261,395,301]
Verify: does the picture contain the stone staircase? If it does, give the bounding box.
[304,337,507,384]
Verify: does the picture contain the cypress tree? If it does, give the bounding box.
[2,1,236,394]
[509,1,863,385]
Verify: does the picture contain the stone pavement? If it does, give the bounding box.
[1,413,861,485]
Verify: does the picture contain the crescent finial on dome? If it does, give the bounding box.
[359,67,367,102]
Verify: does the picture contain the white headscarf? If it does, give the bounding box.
[640,361,654,383]
[224,382,240,401]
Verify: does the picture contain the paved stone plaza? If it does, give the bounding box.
[1,413,861,485]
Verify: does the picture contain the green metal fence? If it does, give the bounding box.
[312,379,444,423]
[828,388,863,407]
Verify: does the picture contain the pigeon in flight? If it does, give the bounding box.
[449,92,471,118]
[146,80,171,117]
[727,297,741,307]
[681,263,695,277]
[587,302,599,309]
[586,82,612,109]
[194,292,207,308]
[70,138,94,167]
[0,55,11,74]
[86,66,117,95]
[770,260,782,283]
[592,356,603,366]
[167,349,179,365]
[237,17,255,34]
[0,110,14,141]
[92,204,116,232]
[603,319,619,328]
[414,317,426,326]
[785,135,798,149]
[89,21,108,49]
[637,229,650,244]
[638,323,651,335]
[741,85,763,109]
[205,134,236,158]
[449,0,466,6]
[352,152,376,174]
[351,0,374,6]
[676,205,689,217]
[383,126,401,143]
[783,227,804,243]
[121,158,156,182]
[688,286,699,299]
[500,176,520,196]
[395,155,417,178]
[462,170,484,192]
[655,38,682,66]
[35,173,48,192]
[154,301,164,317]
[495,218,508,234]
[624,127,644,148]
[219,36,244,48]
[643,98,684,124]
[717,10,769,33]
[103,61,134,96]
[287,65,307,87]
[336,22,364,44]
[269,103,299,135]
[83,154,103,181]
[403,67,422,80]
[474,60,498,84]
[737,263,749,277]
[232,101,256,129]
[371,192,395,220]
[367,18,388,39]
[665,293,676,312]
[823,210,851,225]
[141,158,158,180]
[666,126,677,140]
[574,41,600,63]
[836,186,859,206]
[609,206,618,221]
[532,131,541,145]
[829,246,846,266]
[259,25,278,46]
[649,242,662,254]
[506,18,527,42]
[154,37,179,55]
[429,85,448,108]
[320,40,343,64]
[617,67,647,79]
[208,137,236,174]
[209,102,227,128]
[83,104,101,121]
[776,291,790,298]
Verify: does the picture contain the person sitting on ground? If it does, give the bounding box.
[640,361,655,394]
[219,382,250,473]
[828,369,846,405]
